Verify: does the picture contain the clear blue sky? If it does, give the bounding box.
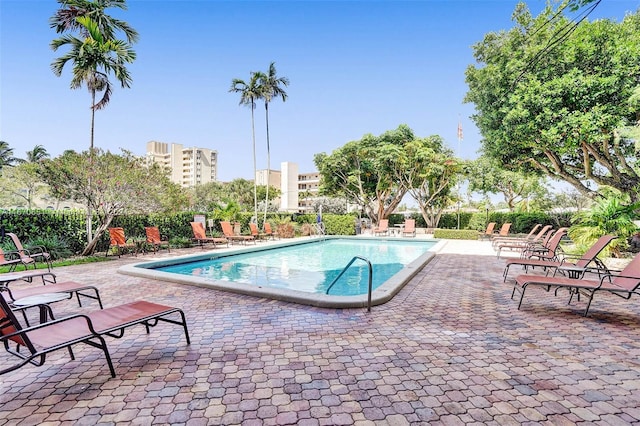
[1,0,638,182]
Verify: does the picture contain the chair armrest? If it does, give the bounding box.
[595,272,638,289]
[26,245,49,256]
[2,250,22,261]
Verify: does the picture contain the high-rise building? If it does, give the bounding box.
[146,141,218,187]
[256,162,320,212]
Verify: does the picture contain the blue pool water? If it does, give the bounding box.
[151,239,435,296]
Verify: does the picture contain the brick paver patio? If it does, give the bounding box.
[1,240,639,425]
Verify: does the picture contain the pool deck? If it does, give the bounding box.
[1,236,640,425]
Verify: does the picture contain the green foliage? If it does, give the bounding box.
[0,163,48,209]
[24,234,73,261]
[315,125,413,224]
[433,229,480,240]
[38,149,188,254]
[322,214,356,236]
[169,236,193,248]
[569,196,640,257]
[465,4,640,199]
[465,157,548,211]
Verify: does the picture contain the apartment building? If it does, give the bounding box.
[256,162,320,212]
[146,141,218,187]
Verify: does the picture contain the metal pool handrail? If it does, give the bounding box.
[325,256,373,312]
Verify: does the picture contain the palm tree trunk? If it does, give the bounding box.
[251,101,258,224]
[263,102,270,227]
[86,90,96,244]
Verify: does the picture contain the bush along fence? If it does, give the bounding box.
[0,209,573,257]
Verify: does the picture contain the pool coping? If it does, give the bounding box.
[118,236,444,308]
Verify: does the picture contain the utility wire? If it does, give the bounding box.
[511,0,602,90]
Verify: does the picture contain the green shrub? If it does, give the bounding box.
[170,236,193,248]
[323,214,356,235]
[25,235,73,261]
[433,229,480,240]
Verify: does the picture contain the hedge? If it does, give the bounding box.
[0,209,572,256]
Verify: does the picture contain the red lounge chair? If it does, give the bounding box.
[263,222,279,240]
[373,219,389,236]
[0,248,23,273]
[401,219,416,237]
[490,223,512,239]
[512,250,640,316]
[220,221,255,245]
[518,228,568,261]
[249,223,266,241]
[0,296,190,378]
[107,228,137,257]
[1,271,103,310]
[190,222,228,249]
[492,224,542,247]
[6,233,52,271]
[503,234,616,282]
[145,226,170,253]
[479,222,496,239]
[495,225,553,258]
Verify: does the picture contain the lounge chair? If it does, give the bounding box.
[107,228,137,257]
[402,219,416,237]
[519,227,568,261]
[495,225,553,258]
[490,223,512,240]
[190,222,228,249]
[0,248,23,272]
[512,251,640,316]
[0,296,190,378]
[492,224,542,247]
[479,222,496,239]
[220,221,255,245]
[145,227,170,253]
[263,222,279,240]
[502,234,615,282]
[249,223,266,241]
[5,233,52,271]
[373,219,389,236]
[1,271,103,311]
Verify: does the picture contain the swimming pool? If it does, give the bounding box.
[119,236,443,308]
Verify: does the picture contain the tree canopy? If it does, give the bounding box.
[38,149,187,255]
[465,3,640,200]
[315,125,458,226]
[466,157,549,211]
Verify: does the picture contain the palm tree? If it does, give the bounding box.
[569,195,640,257]
[51,16,136,151]
[51,15,136,243]
[0,141,19,171]
[230,72,264,225]
[50,0,139,44]
[26,145,50,163]
[257,62,289,227]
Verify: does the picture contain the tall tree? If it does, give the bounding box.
[315,125,414,225]
[51,16,136,151]
[51,14,136,243]
[257,62,289,227]
[466,157,548,211]
[0,141,19,171]
[26,145,50,163]
[379,133,460,228]
[230,72,264,224]
[465,4,640,200]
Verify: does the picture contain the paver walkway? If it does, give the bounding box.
[1,239,639,425]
